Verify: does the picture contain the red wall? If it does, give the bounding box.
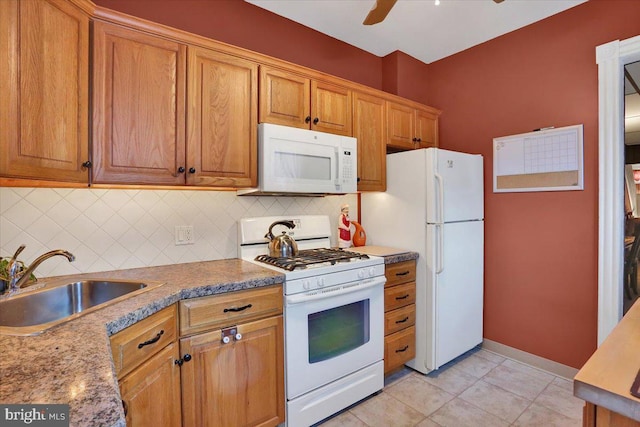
[382,51,430,104]
[93,0,383,89]
[427,0,640,368]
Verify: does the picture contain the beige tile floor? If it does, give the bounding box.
[318,348,583,427]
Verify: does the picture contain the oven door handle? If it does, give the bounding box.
[285,277,386,305]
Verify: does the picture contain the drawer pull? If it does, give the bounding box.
[395,271,410,276]
[224,303,252,313]
[137,330,164,349]
[395,316,409,324]
[395,345,409,353]
[395,294,409,300]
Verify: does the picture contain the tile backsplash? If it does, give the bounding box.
[0,187,357,278]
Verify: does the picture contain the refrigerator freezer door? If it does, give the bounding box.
[427,220,484,370]
[426,148,484,224]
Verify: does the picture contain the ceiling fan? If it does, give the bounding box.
[363,0,505,25]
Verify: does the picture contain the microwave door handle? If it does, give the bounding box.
[334,146,340,187]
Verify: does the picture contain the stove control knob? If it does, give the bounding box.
[368,267,376,277]
[303,279,311,290]
[358,269,365,279]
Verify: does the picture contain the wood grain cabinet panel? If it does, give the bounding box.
[384,259,417,375]
[187,47,258,187]
[0,0,89,182]
[92,20,187,185]
[387,101,440,151]
[260,66,352,136]
[353,92,386,191]
[180,315,285,427]
[119,342,182,427]
[259,67,310,129]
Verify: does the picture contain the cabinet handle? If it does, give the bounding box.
[122,400,128,417]
[313,117,319,125]
[412,137,417,142]
[223,303,252,313]
[175,353,192,366]
[395,271,410,276]
[137,330,164,349]
[177,166,185,173]
[395,294,409,300]
[395,316,409,324]
[416,138,422,142]
[188,167,196,174]
[395,345,409,353]
[81,160,92,169]
[305,116,311,123]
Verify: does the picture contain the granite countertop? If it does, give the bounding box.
[0,259,284,427]
[574,300,640,422]
[349,245,419,264]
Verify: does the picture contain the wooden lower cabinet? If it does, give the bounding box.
[119,342,182,427]
[180,315,285,427]
[383,260,417,375]
[583,402,640,427]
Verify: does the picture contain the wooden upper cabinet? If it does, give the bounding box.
[416,108,439,149]
[0,0,89,182]
[92,20,187,185]
[353,92,386,191]
[311,80,352,136]
[187,47,258,187]
[259,67,310,129]
[387,100,440,151]
[260,66,352,136]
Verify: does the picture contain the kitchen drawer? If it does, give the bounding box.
[385,304,416,336]
[179,285,282,336]
[385,260,416,287]
[111,304,177,379]
[384,325,416,374]
[384,282,416,311]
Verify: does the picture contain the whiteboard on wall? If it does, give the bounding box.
[493,124,584,193]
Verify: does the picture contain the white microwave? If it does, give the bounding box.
[238,123,358,196]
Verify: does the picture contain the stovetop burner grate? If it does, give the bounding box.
[255,248,370,271]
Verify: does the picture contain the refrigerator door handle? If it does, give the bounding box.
[436,224,444,274]
[434,172,445,223]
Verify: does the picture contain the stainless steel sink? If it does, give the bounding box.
[0,280,161,336]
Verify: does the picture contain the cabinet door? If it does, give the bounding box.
[92,21,186,184]
[187,47,257,187]
[386,101,416,150]
[353,92,386,191]
[416,108,439,148]
[311,80,352,136]
[180,315,285,427]
[259,66,310,129]
[0,0,89,182]
[119,342,182,427]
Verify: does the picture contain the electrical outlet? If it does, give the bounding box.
[175,225,195,245]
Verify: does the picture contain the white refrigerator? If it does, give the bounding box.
[361,148,484,374]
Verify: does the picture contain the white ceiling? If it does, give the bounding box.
[246,0,588,64]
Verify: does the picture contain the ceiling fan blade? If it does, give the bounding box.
[363,0,398,25]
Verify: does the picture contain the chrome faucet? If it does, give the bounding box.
[8,248,75,291]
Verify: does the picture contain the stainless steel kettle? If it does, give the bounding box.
[265,220,298,257]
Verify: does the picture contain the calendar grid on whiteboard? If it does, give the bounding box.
[493,124,584,192]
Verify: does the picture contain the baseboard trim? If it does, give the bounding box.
[482,339,579,380]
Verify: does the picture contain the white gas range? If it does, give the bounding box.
[238,215,385,426]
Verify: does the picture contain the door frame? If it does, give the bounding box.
[597,35,640,344]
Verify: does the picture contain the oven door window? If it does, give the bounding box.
[308,299,370,364]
